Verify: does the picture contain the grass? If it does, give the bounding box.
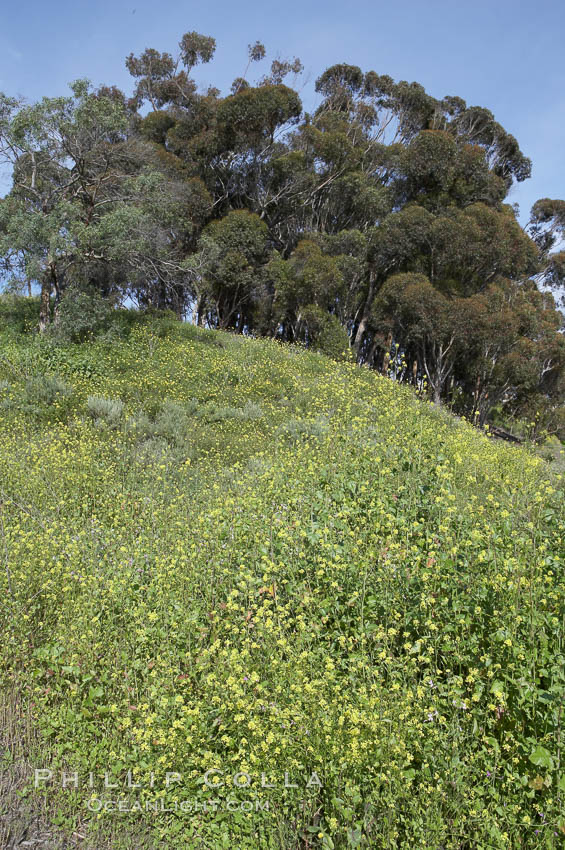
[0,316,564,849]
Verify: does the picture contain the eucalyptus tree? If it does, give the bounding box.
[186,209,269,329]
[126,31,216,111]
[129,32,305,243]
[0,80,203,327]
[528,198,565,309]
[1,27,563,432]
[0,80,133,328]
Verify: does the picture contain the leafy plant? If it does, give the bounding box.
[24,375,71,406]
[86,394,124,427]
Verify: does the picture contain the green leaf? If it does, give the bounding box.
[529,746,553,770]
[537,690,556,703]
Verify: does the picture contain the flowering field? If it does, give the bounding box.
[0,317,564,849]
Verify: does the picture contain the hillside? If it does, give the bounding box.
[0,315,564,849]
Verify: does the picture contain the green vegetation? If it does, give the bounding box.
[1,27,564,847]
[0,313,564,848]
[1,33,564,435]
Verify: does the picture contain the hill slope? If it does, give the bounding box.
[0,318,564,849]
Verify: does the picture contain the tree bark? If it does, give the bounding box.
[195,294,205,326]
[366,338,379,369]
[52,277,62,326]
[39,258,59,332]
[39,277,52,333]
[353,274,375,357]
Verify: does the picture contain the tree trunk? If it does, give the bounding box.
[52,277,62,326]
[366,337,379,369]
[478,393,489,427]
[195,294,205,326]
[39,279,51,333]
[353,314,369,354]
[353,275,375,357]
[381,332,393,375]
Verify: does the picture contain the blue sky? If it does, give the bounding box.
[1,0,564,221]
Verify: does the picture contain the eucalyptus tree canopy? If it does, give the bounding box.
[0,29,563,433]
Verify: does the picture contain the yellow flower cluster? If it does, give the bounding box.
[0,320,563,848]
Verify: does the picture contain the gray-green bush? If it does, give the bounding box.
[86,395,125,428]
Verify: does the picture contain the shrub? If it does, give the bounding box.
[276,416,329,442]
[50,288,113,343]
[24,375,71,406]
[197,329,225,348]
[246,455,272,475]
[300,304,352,362]
[198,402,237,422]
[240,400,263,420]
[127,399,199,447]
[126,411,153,436]
[86,395,124,427]
[0,294,40,335]
[152,316,183,339]
[135,437,172,466]
[314,314,352,362]
[153,400,195,444]
[198,400,263,423]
